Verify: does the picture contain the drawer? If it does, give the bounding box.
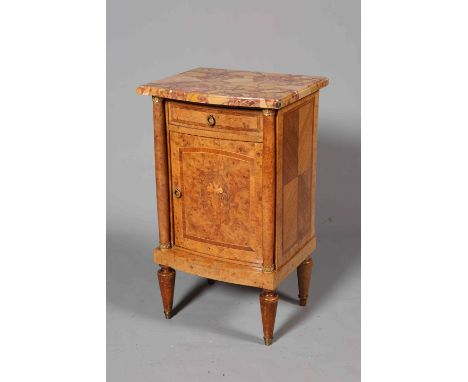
[166,101,263,142]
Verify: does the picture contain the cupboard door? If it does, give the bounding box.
[170,131,263,265]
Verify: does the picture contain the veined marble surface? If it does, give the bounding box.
[136,67,329,109]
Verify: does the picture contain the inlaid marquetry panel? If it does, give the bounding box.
[170,131,263,265]
[168,101,262,132]
[276,94,317,267]
[166,100,264,142]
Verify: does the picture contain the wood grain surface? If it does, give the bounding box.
[297,256,314,306]
[170,131,264,265]
[157,265,176,319]
[152,98,171,247]
[275,94,317,268]
[259,289,279,345]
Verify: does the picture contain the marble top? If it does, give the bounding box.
[136,67,329,109]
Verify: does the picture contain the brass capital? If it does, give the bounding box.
[302,257,314,266]
[152,96,163,103]
[262,109,276,117]
[262,264,275,272]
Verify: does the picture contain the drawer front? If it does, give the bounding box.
[167,101,263,141]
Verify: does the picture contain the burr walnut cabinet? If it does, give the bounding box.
[136,67,329,345]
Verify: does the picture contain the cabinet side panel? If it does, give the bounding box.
[276,95,316,268]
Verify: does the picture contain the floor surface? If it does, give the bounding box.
[107,230,360,381]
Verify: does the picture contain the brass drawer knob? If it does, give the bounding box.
[174,188,182,198]
[207,114,216,127]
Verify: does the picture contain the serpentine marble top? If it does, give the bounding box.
[136,67,329,109]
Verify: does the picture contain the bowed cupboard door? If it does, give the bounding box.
[169,131,264,266]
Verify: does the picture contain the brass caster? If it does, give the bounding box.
[264,337,273,346]
[299,298,307,306]
[164,311,172,319]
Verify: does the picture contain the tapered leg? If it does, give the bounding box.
[207,278,215,285]
[297,256,314,306]
[157,265,175,319]
[259,289,279,346]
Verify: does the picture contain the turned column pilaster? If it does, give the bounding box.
[152,96,171,249]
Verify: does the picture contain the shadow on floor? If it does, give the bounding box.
[274,232,360,341]
[171,280,211,317]
[107,228,360,343]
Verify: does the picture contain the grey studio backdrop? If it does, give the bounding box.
[107,1,360,381]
